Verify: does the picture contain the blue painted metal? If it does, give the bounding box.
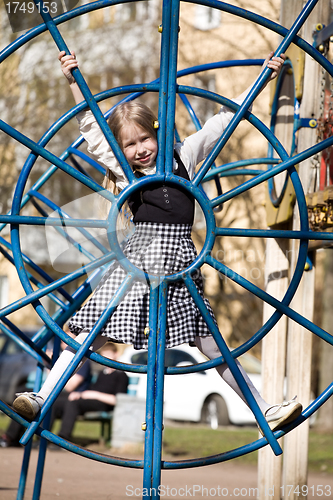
[0,0,333,499]
[142,283,159,495]
[152,283,167,496]
[165,0,181,174]
[295,117,318,130]
[156,0,172,176]
[313,22,333,48]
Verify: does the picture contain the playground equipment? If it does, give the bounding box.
[0,0,333,499]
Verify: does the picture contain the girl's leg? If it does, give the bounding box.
[194,336,303,432]
[13,331,107,420]
[194,335,271,413]
[38,330,107,400]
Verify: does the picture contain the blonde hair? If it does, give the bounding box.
[101,101,158,222]
[107,101,158,153]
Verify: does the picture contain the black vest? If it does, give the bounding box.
[128,152,195,224]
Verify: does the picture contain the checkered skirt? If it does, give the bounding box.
[68,222,216,349]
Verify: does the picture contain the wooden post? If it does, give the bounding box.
[283,3,331,498]
[259,1,331,498]
[258,3,303,497]
[258,238,288,499]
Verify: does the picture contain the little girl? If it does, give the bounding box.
[13,50,302,433]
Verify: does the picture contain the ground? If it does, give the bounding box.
[1,445,333,500]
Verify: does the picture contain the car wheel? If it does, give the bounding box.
[201,395,230,429]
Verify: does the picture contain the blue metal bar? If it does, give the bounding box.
[217,169,264,177]
[17,360,45,500]
[142,282,159,497]
[152,282,168,498]
[17,437,33,500]
[0,215,108,228]
[177,59,264,78]
[216,227,333,241]
[156,0,172,176]
[31,349,56,500]
[165,0,181,174]
[202,158,278,181]
[67,147,106,175]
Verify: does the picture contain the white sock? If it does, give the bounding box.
[194,336,271,413]
[38,331,107,401]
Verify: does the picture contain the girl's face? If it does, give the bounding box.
[120,123,158,170]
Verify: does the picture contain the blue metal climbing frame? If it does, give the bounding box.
[0,0,333,498]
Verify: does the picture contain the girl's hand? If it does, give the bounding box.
[58,50,78,85]
[262,51,286,81]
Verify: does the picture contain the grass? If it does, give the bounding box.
[163,425,259,466]
[1,414,333,473]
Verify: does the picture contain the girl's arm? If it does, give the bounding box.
[59,51,128,190]
[58,50,85,104]
[236,52,286,101]
[176,52,286,178]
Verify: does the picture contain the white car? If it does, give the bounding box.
[119,344,262,429]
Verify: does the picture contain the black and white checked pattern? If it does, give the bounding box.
[69,222,216,349]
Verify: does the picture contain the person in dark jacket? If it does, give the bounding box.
[58,343,128,441]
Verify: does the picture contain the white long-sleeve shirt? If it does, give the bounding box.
[77,98,247,191]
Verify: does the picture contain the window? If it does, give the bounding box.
[115,0,157,23]
[194,6,221,31]
[115,3,137,23]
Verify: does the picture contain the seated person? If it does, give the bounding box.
[57,342,128,442]
[0,331,91,448]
